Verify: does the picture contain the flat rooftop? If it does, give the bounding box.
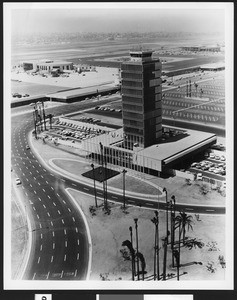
[138,126,216,165]
[46,83,117,99]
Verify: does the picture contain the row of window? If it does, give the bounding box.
[123,104,143,112]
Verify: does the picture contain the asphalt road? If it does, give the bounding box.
[11,98,225,280]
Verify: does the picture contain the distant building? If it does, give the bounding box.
[181,46,221,52]
[121,49,162,149]
[20,60,73,73]
[37,60,73,73]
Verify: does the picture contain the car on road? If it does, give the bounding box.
[196,173,203,180]
[209,153,215,159]
[15,178,21,185]
[26,145,30,150]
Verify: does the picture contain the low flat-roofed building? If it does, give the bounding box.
[37,60,73,73]
[200,62,225,71]
[80,125,217,177]
[46,84,120,103]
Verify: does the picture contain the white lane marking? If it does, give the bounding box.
[97,192,103,195]
[112,196,118,199]
[146,203,154,206]
[68,208,71,212]
[26,178,29,182]
[43,168,46,172]
[64,255,67,261]
[62,200,66,204]
[42,188,45,192]
[53,243,55,249]
[38,182,41,186]
[46,271,50,280]
[34,190,37,194]
[22,186,25,190]
[32,165,35,169]
[53,202,56,206]
[43,204,46,209]
[64,229,67,235]
[46,181,48,184]
[186,208,194,211]
[72,183,77,187]
[72,217,75,222]
[37,214,40,219]
[37,257,41,264]
[39,223,42,229]
[33,273,36,280]
[36,170,39,173]
[40,244,42,251]
[77,239,80,245]
[74,269,77,277]
[61,270,64,278]
[52,231,55,237]
[22,172,25,176]
[51,256,54,263]
[57,193,60,197]
[50,173,54,177]
[38,197,41,201]
[51,221,53,226]
[30,184,32,187]
[25,192,28,196]
[77,253,80,260]
[62,219,64,224]
[206,209,215,212]
[83,187,89,191]
[41,175,44,178]
[40,233,43,239]
[47,195,51,199]
[61,179,65,182]
[47,212,51,217]
[33,206,36,211]
[51,186,54,190]
[33,177,36,180]
[75,227,78,233]
[58,210,61,215]
[65,241,67,247]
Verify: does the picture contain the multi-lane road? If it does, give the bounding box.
[11,98,225,280]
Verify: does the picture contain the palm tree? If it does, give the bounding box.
[175,211,193,244]
[122,240,135,280]
[136,252,146,281]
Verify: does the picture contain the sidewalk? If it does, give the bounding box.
[30,132,225,208]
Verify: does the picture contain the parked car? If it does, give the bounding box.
[196,173,203,180]
[191,162,198,167]
[15,178,21,185]
[26,145,30,150]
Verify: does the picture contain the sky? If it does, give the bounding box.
[9,3,227,36]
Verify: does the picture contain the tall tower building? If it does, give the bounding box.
[121,49,162,149]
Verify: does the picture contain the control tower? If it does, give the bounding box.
[121,49,162,149]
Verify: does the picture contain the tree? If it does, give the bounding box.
[175,211,194,244]
[122,240,135,280]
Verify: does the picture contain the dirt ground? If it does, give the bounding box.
[68,188,226,281]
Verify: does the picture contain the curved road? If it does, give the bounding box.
[11,100,225,280]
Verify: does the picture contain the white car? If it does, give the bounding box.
[196,173,203,180]
[15,178,21,185]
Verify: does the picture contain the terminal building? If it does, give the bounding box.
[58,48,217,178]
[21,60,73,73]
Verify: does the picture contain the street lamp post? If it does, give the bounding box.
[155,211,160,281]
[29,103,37,139]
[171,195,176,268]
[129,226,135,281]
[122,169,127,209]
[91,163,98,208]
[134,218,140,280]
[41,101,47,130]
[163,187,169,243]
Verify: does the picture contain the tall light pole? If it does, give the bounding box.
[40,101,47,131]
[155,210,160,281]
[122,169,127,209]
[163,187,169,243]
[29,103,37,139]
[171,195,176,268]
[91,163,97,208]
[134,218,140,280]
[129,226,135,281]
